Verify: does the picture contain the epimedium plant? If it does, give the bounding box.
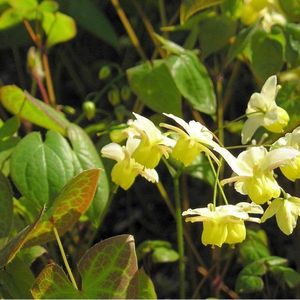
[1,0,300,299]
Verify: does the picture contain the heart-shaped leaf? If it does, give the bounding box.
[31,235,153,299]
[164,51,216,114]
[0,85,69,135]
[0,207,44,268]
[24,168,100,247]
[11,131,77,210]
[127,60,182,116]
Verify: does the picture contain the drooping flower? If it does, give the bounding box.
[101,137,158,190]
[219,146,299,204]
[160,113,221,166]
[127,113,175,168]
[241,75,289,144]
[240,0,286,32]
[272,127,300,181]
[183,202,263,247]
[261,195,300,235]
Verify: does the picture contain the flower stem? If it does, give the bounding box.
[53,225,78,290]
[173,174,185,298]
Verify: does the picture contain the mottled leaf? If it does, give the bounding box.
[127,60,182,116]
[126,268,157,299]
[24,169,100,247]
[78,234,138,299]
[0,171,13,238]
[67,124,110,227]
[31,263,79,299]
[0,207,44,268]
[0,85,69,135]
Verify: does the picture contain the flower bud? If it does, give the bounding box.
[98,65,111,80]
[27,47,44,79]
[121,85,131,101]
[240,4,259,25]
[280,155,300,181]
[82,101,96,120]
[108,88,120,106]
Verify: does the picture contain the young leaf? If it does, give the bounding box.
[42,11,77,48]
[31,263,79,299]
[0,8,22,30]
[126,268,157,299]
[180,0,222,24]
[270,266,300,288]
[0,85,70,135]
[67,124,110,227]
[152,247,179,264]
[0,207,44,268]
[164,51,216,114]
[31,235,146,299]
[127,60,182,116]
[24,169,100,247]
[10,131,77,210]
[235,274,264,294]
[78,234,138,298]
[0,171,13,238]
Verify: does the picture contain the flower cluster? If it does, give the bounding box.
[101,75,300,247]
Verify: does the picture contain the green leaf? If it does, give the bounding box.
[0,207,44,268]
[64,0,118,49]
[67,124,110,227]
[164,51,216,114]
[31,263,79,299]
[152,247,179,263]
[270,266,300,288]
[198,16,237,59]
[0,7,22,30]
[8,0,38,10]
[180,0,222,24]
[279,0,300,21]
[0,255,35,298]
[239,229,270,265]
[24,169,100,247]
[0,171,13,238]
[126,268,157,299]
[39,0,59,13]
[31,235,142,299]
[137,240,172,260]
[235,275,264,294]
[127,60,182,116]
[42,11,76,48]
[0,137,20,175]
[0,85,69,135]
[250,30,284,81]
[0,116,20,140]
[11,131,77,210]
[227,25,257,64]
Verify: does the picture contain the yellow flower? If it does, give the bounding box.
[272,126,300,181]
[219,146,299,204]
[241,75,289,144]
[261,195,300,235]
[128,113,174,168]
[160,113,220,167]
[183,203,263,247]
[101,138,158,190]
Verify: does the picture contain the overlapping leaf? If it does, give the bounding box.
[31,235,157,299]
[0,85,69,135]
[24,168,100,247]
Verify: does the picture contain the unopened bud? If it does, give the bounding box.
[98,65,111,80]
[108,88,120,106]
[27,47,44,79]
[121,85,131,101]
[83,101,96,120]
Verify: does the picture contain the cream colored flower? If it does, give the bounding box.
[183,202,263,247]
[272,127,300,181]
[219,146,299,204]
[101,138,158,190]
[241,75,289,144]
[128,113,175,168]
[160,113,220,166]
[261,195,300,235]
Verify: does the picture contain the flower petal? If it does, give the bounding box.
[101,143,125,161]
[261,75,278,103]
[241,115,265,144]
[139,167,159,183]
[261,198,282,223]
